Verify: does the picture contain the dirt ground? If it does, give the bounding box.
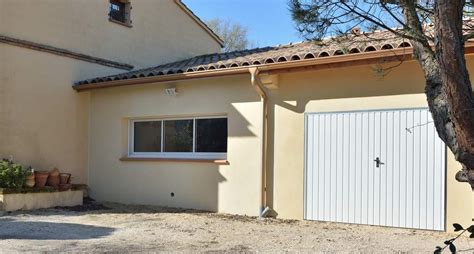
[0,202,472,253]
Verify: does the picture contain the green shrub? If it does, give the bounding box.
[0,159,32,189]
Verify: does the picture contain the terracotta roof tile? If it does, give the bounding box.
[74,29,418,86]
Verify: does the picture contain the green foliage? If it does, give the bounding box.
[0,159,32,189]
[206,18,252,52]
[435,223,474,253]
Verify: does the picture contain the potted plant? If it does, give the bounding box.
[59,173,71,184]
[47,168,60,187]
[58,172,72,191]
[24,167,35,188]
[0,159,31,191]
[34,171,49,188]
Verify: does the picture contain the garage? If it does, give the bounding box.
[304,108,446,231]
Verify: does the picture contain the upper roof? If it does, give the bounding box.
[75,29,413,86]
[174,0,224,48]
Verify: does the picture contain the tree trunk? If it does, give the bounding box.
[403,0,474,189]
[405,0,474,189]
[432,0,474,188]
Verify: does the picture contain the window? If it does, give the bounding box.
[196,118,228,152]
[133,121,161,152]
[130,117,227,159]
[109,0,132,27]
[164,120,193,152]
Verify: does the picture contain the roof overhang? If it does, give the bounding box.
[174,0,225,48]
[73,43,474,92]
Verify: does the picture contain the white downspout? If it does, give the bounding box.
[249,67,272,218]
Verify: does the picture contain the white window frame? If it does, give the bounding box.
[128,116,227,160]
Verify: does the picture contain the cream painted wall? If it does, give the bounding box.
[0,0,221,68]
[86,57,474,230]
[84,55,474,231]
[0,43,121,183]
[88,76,263,216]
[0,0,221,184]
[268,58,474,231]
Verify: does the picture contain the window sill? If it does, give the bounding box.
[108,18,133,28]
[119,157,229,165]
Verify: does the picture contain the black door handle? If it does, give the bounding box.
[374,157,384,168]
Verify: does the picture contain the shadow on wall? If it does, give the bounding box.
[85,73,268,214]
[228,103,258,137]
[264,62,427,209]
[0,218,114,240]
[144,164,228,213]
[271,62,427,115]
[92,102,260,212]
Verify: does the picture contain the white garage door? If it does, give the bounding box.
[304,108,446,231]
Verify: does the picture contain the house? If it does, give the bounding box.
[0,0,222,184]
[1,1,472,232]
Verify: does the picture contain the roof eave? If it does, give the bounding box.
[73,66,250,91]
[74,48,416,91]
[73,43,474,92]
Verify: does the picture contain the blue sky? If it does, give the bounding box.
[183,0,303,48]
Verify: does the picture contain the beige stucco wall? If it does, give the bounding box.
[0,1,221,183]
[0,43,120,183]
[0,190,83,212]
[86,57,473,231]
[0,0,221,68]
[88,76,263,216]
[269,58,474,231]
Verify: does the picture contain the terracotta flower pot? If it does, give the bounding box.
[47,175,60,187]
[60,173,71,184]
[50,168,60,177]
[24,174,35,188]
[35,171,49,187]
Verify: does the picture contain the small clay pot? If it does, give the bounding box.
[47,175,60,187]
[35,171,49,187]
[59,183,72,191]
[24,174,35,188]
[50,168,60,177]
[59,173,71,184]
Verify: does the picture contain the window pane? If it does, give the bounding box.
[110,3,121,11]
[196,118,227,153]
[109,0,126,23]
[164,120,193,152]
[133,121,162,152]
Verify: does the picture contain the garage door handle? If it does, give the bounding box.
[374,157,384,168]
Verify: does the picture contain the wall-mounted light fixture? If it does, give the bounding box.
[164,87,177,96]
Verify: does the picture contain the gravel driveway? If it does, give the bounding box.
[0,202,472,253]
